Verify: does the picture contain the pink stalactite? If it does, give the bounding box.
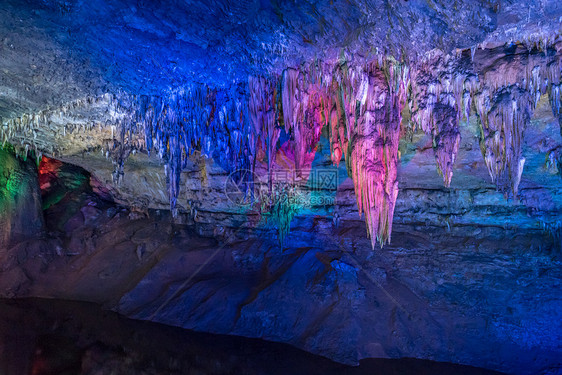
[333,63,404,248]
[281,68,324,176]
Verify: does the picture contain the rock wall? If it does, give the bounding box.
[0,149,43,248]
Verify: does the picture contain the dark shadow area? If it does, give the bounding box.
[0,298,506,375]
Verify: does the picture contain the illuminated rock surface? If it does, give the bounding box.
[0,1,562,374]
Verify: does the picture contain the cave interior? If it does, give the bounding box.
[0,0,561,374]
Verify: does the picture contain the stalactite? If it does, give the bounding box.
[549,83,562,134]
[2,45,561,245]
[210,86,253,174]
[124,85,255,215]
[328,74,346,167]
[475,87,533,197]
[249,76,280,193]
[432,104,461,187]
[331,61,404,248]
[281,68,324,176]
[254,67,328,244]
[409,53,471,187]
